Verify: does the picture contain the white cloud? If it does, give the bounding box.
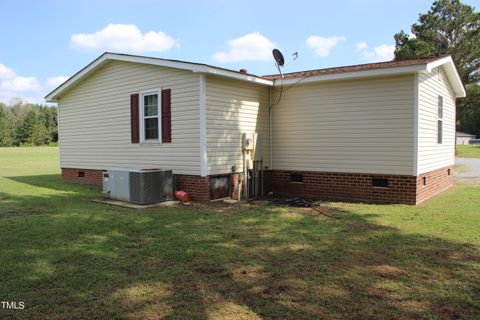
[356,41,368,51]
[0,92,39,105]
[0,63,15,79]
[357,42,395,62]
[70,23,177,53]
[47,76,69,87]
[0,63,67,104]
[306,35,346,58]
[1,76,39,92]
[213,32,276,63]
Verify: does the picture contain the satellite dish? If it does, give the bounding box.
[436,31,449,49]
[272,49,285,67]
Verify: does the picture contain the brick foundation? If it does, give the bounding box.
[231,173,240,200]
[264,166,453,205]
[415,166,453,204]
[175,173,241,201]
[61,168,235,202]
[62,167,453,204]
[174,175,210,201]
[62,168,103,187]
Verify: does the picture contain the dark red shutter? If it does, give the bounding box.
[130,93,140,143]
[161,89,171,143]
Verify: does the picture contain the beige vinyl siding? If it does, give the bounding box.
[58,61,201,175]
[272,75,415,175]
[417,67,455,174]
[205,75,270,175]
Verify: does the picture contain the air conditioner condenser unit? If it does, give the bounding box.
[103,169,173,205]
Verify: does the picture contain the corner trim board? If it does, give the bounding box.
[413,73,419,176]
[199,74,207,177]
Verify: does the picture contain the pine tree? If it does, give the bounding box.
[394,0,480,136]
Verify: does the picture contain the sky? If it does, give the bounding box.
[0,0,479,104]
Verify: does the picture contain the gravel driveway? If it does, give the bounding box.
[455,158,480,179]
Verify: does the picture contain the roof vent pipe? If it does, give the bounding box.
[239,69,248,74]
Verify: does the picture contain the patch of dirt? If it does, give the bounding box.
[194,266,229,278]
[112,282,172,319]
[449,251,480,263]
[313,284,350,298]
[207,301,262,320]
[343,221,393,232]
[231,265,272,285]
[248,279,308,303]
[373,264,410,280]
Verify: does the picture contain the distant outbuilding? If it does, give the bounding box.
[456,131,476,145]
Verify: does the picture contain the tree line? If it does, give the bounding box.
[1,1,478,148]
[0,102,58,147]
[393,0,480,136]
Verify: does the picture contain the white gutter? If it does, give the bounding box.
[276,56,465,98]
[277,65,427,86]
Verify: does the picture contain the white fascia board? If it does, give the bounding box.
[199,67,273,86]
[276,64,427,86]
[426,56,466,98]
[45,53,110,102]
[107,53,206,72]
[106,55,273,85]
[45,53,273,102]
[425,56,453,71]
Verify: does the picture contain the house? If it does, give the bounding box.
[45,53,465,205]
[456,131,476,145]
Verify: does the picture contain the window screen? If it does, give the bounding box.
[438,96,443,144]
[143,93,159,140]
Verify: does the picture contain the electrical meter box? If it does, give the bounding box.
[242,132,255,150]
[242,132,263,161]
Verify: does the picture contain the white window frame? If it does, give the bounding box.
[139,88,162,143]
[437,95,443,144]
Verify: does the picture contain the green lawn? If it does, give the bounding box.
[456,144,480,158]
[1,147,479,320]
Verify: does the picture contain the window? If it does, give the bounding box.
[372,178,388,188]
[438,96,443,144]
[78,171,85,178]
[131,89,171,144]
[140,90,161,142]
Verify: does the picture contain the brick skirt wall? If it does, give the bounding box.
[61,168,239,202]
[264,166,453,205]
[62,167,453,204]
[416,166,453,204]
[175,175,210,201]
[175,173,241,201]
[62,168,103,187]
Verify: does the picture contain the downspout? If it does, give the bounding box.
[269,85,273,170]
